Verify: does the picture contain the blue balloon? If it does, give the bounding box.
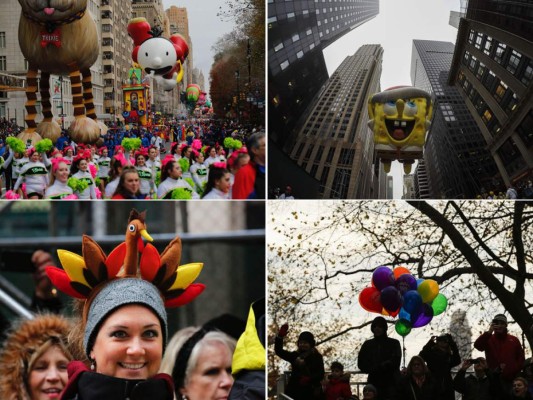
[380,286,402,312]
[416,278,425,287]
[395,274,417,294]
[403,290,422,314]
[399,307,411,320]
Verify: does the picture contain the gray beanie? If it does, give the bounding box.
[84,278,167,356]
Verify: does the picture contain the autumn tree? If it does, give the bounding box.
[210,0,264,118]
[268,201,533,391]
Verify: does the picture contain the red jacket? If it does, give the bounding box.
[232,162,256,199]
[474,331,524,381]
[325,376,352,400]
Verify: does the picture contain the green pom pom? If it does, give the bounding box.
[6,137,26,154]
[95,177,101,187]
[170,188,192,200]
[35,139,53,153]
[178,157,190,172]
[184,177,195,189]
[155,171,161,186]
[121,138,141,151]
[233,139,242,149]
[224,137,234,148]
[68,177,89,192]
[201,145,209,155]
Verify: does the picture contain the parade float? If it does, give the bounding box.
[122,66,149,126]
[17,0,104,145]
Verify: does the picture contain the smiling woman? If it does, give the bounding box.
[0,314,73,400]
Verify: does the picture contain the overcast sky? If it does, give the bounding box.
[162,0,235,96]
[323,0,461,198]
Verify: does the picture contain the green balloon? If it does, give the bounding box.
[395,319,412,337]
[431,293,448,316]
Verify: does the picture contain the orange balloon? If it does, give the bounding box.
[393,266,411,279]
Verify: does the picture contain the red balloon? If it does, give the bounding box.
[359,286,382,314]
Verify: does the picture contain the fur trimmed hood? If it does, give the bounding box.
[0,314,72,400]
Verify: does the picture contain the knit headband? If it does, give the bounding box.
[172,328,210,389]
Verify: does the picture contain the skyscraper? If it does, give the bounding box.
[447,0,533,191]
[268,0,379,147]
[166,6,193,86]
[286,45,383,199]
[411,40,500,198]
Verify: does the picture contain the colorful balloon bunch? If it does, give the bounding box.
[358,266,448,337]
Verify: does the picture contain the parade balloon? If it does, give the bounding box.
[430,293,448,316]
[380,286,402,313]
[368,86,433,174]
[395,273,417,294]
[186,84,201,103]
[359,286,382,314]
[393,266,411,279]
[418,279,439,303]
[372,266,395,291]
[395,319,412,337]
[411,304,434,328]
[403,290,422,314]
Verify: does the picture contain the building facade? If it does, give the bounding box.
[412,40,500,198]
[448,0,533,191]
[166,5,193,87]
[268,0,379,147]
[286,45,383,199]
[102,0,133,122]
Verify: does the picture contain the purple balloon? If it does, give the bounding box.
[372,266,395,291]
[380,286,402,312]
[403,290,422,314]
[395,274,417,294]
[411,303,434,328]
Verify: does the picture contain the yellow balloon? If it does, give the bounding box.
[417,279,439,303]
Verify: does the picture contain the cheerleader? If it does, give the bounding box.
[156,156,199,199]
[104,157,125,198]
[13,148,49,199]
[96,147,111,194]
[133,149,156,197]
[2,147,29,191]
[170,142,181,161]
[146,145,161,173]
[204,146,219,166]
[201,162,231,200]
[70,155,97,199]
[45,158,74,199]
[62,146,74,164]
[189,151,208,193]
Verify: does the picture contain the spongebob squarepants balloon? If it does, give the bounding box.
[368,86,433,174]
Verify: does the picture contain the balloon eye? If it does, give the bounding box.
[145,52,148,57]
[166,51,169,56]
[384,102,397,116]
[128,224,136,232]
[404,101,418,116]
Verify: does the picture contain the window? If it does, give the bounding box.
[287,12,295,18]
[294,143,305,158]
[493,80,508,102]
[468,29,475,44]
[318,166,330,194]
[326,147,335,162]
[274,42,284,52]
[292,34,300,42]
[494,42,507,64]
[0,56,6,71]
[483,36,493,56]
[475,62,486,81]
[305,146,313,159]
[331,169,350,198]
[507,50,521,75]
[475,33,483,50]
[338,148,355,165]
[306,29,312,35]
[0,32,5,48]
[280,60,289,70]
[481,109,493,125]
[296,50,304,59]
[522,60,533,86]
[315,146,324,162]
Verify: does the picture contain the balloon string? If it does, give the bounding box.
[402,336,406,369]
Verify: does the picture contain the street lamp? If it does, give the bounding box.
[235,70,240,123]
[59,75,64,130]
